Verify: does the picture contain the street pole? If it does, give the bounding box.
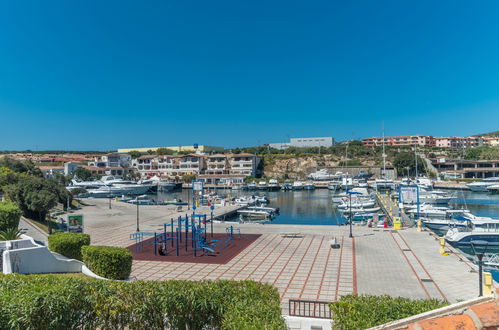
[136,201,140,232]
[349,193,353,238]
[109,196,112,209]
[477,253,483,297]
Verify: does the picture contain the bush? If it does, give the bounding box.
[0,201,21,232]
[48,232,90,261]
[0,274,285,329]
[330,294,448,329]
[82,246,132,280]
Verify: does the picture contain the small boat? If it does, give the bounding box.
[308,169,337,181]
[337,199,376,209]
[339,206,381,214]
[237,209,274,220]
[281,183,293,191]
[268,179,281,191]
[292,181,304,190]
[128,195,156,205]
[247,206,279,215]
[258,181,268,191]
[160,199,188,206]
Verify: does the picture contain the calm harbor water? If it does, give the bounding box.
[150,188,347,225]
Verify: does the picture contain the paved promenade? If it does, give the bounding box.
[79,198,479,313]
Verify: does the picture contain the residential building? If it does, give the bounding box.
[131,153,262,182]
[269,137,334,150]
[82,166,132,177]
[117,145,224,153]
[38,166,64,178]
[434,136,482,149]
[362,135,435,147]
[64,162,80,176]
[89,153,132,168]
[482,136,499,147]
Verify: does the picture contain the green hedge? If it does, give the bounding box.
[0,201,21,232]
[330,294,448,329]
[82,245,132,280]
[0,274,286,329]
[48,232,90,261]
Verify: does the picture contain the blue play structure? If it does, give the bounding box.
[129,213,241,257]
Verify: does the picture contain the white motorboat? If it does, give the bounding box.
[237,209,274,220]
[268,179,280,191]
[308,169,338,181]
[337,199,376,209]
[258,181,268,190]
[418,192,453,205]
[328,182,341,191]
[339,206,381,214]
[467,177,499,192]
[374,178,395,190]
[445,223,499,254]
[292,181,304,190]
[246,206,279,215]
[487,184,499,194]
[247,182,257,190]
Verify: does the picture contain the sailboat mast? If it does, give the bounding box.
[382,122,386,178]
[414,141,418,179]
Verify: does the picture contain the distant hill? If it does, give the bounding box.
[474,131,499,137]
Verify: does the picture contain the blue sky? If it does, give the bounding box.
[1,0,499,150]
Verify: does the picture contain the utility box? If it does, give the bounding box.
[393,217,401,230]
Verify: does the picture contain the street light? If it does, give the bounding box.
[346,190,361,238]
[470,240,489,297]
[136,200,140,232]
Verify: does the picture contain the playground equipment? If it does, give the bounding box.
[129,213,241,258]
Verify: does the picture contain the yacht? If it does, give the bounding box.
[308,169,337,181]
[69,179,107,190]
[445,223,499,254]
[487,184,499,194]
[268,179,280,191]
[374,178,395,190]
[419,192,453,205]
[467,177,499,192]
[292,181,304,190]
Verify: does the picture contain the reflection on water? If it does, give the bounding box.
[450,191,499,218]
[150,189,347,226]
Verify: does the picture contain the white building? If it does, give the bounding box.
[64,162,80,176]
[269,137,334,150]
[89,153,132,168]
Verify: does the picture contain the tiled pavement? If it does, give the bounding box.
[81,198,479,314]
[127,234,356,311]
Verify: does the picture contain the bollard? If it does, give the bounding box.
[483,272,493,296]
[439,237,449,255]
[417,219,422,232]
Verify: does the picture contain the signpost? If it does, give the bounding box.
[67,215,84,233]
[398,185,419,220]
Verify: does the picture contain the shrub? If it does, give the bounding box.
[48,232,90,261]
[0,274,285,329]
[330,294,448,329]
[82,246,132,280]
[0,201,21,232]
[0,228,23,241]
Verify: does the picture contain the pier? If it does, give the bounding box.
[376,191,413,227]
[79,198,479,315]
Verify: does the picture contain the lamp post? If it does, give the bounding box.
[470,240,489,297]
[136,200,140,232]
[346,190,361,239]
[109,196,112,209]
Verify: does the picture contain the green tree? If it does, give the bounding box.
[0,200,21,231]
[156,148,174,155]
[4,176,59,221]
[0,167,18,189]
[73,168,93,181]
[0,157,42,177]
[393,152,426,177]
[128,151,143,159]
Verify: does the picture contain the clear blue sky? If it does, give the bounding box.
[1,0,499,150]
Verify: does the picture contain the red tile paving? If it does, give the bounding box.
[126,233,261,264]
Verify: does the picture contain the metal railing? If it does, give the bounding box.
[288,299,332,319]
